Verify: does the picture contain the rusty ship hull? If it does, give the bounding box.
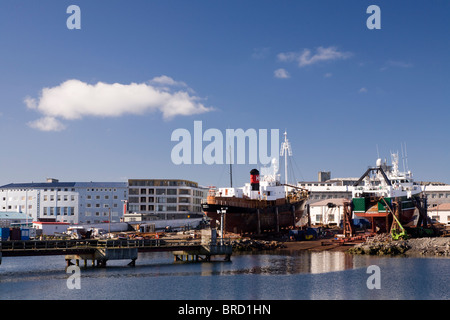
[202,197,306,234]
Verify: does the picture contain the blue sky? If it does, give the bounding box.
[0,0,449,188]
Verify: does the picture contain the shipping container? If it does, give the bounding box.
[21,228,30,241]
[10,228,21,240]
[0,228,10,241]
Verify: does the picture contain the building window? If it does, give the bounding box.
[140,189,147,194]
[129,189,139,195]
[156,189,166,195]
[129,197,139,203]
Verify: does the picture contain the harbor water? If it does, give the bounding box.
[0,250,449,300]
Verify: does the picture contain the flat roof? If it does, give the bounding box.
[0,182,127,189]
[32,221,70,225]
[0,212,30,219]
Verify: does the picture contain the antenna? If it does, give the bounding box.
[401,143,406,173]
[376,144,380,159]
[280,131,292,185]
[229,145,233,188]
[404,142,409,172]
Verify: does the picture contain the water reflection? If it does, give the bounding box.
[1,252,449,300]
[198,251,367,276]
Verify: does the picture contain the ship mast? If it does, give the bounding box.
[229,145,233,188]
[280,131,292,186]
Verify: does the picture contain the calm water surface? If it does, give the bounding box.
[0,250,448,300]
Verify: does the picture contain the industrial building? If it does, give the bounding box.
[0,178,128,224]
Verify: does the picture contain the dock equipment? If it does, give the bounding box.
[342,201,355,238]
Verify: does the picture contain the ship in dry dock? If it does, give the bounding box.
[351,153,423,233]
[202,132,308,234]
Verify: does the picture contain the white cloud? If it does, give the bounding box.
[381,60,413,71]
[359,87,368,93]
[28,116,66,132]
[277,46,352,67]
[387,60,413,68]
[149,75,187,87]
[324,72,333,78]
[25,77,213,131]
[252,47,270,60]
[274,68,290,79]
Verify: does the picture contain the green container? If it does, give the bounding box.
[352,198,367,212]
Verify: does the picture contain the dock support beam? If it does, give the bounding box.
[276,207,279,233]
[343,201,355,237]
[257,209,261,235]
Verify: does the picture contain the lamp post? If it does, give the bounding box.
[108,206,111,235]
[217,207,227,245]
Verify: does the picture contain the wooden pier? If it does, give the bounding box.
[0,237,233,268]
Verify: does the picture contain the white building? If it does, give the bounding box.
[309,198,348,226]
[428,203,450,225]
[299,172,450,210]
[0,178,128,224]
[32,221,70,236]
[127,179,207,219]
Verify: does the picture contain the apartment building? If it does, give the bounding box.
[0,178,128,224]
[127,179,207,219]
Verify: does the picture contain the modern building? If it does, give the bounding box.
[127,179,207,219]
[0,178,128,224]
